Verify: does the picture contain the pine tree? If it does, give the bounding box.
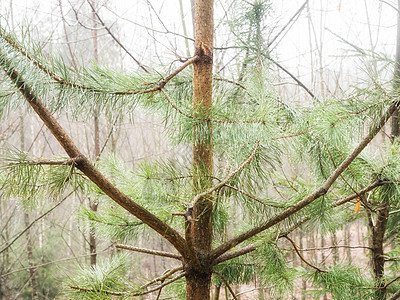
[1,0,400,299]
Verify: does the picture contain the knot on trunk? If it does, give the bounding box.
[195,42,213,63]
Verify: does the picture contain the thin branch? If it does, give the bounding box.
[104,5,194,42]
[0,27,198,96]
[383,275,400,289]
[7,157,78,166]
[268,0,309,47]
[284,235,327,273]
[0,52,191,259]
[211,101,398,261]
[379,0,399,12]
[115,244,182,260]
[160,88,192,119]
[192,141,259,202]
[289,245,372,252]
[333,180,388,207]
[213,244,257,265]
[213,77,247,90]
[69,285,127,296]
[131,272,185,297]
[0,191,72,255]
[1,248,112,277]
[213,271,238,300]
[389,208,400,215]
[140,267,183,290]
[271,128,313,140]
[223,184,280,207]
[265,55,318,101]
[390,289,400,300]
[85,0,149,73]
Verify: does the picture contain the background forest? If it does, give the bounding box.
[1,0,400,299]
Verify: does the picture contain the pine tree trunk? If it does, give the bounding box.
[186,0,214,298]
[24,213,39,300]
[370,2,400,299]
[370,203,389,300]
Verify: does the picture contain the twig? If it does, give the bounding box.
[1,248,112,277]
[86,0,149,73]
[7,157,78,166]
[223,184,277,207]
[0,191,73,255]
[379,0,399,12]
[193,141,259,203]
[140,267,183,290]
[284,235,327,273]
[69,285,127,296]
[268,0,309,47]
[115,244,182,260]
[389,289,400,300]
[213,271,238,300]
[131,272,185,297]
[160,88,192,119]
[383,275,400,289]
[213,77,247,90]
[288,245,372,252]
[272,128,312,140]
[333,180,388,207]
[265,55,318,101]
[213,244,257,265]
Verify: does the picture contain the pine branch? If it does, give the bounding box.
[213,245,257,265]
[223,184,280,207]
[213,271,239,300]
[140,267,183,289]
[69,285,127,296]
[292,245,372,252]
[211,101,399,261]
[115,244,182,260]
[160,88,192,119]
[213,77,247,89]
[383,275,400,289]
[6,157,77,166]
[333,180,388,207]
[0,27,199,96]
[0,52,191,260]
[192,141,259,203]
[390,289,400,300]
[214,179,388,266]
[131,272,185,297]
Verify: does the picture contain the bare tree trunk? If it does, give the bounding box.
[213,284,221,300]
[20,116,38,300]
[185,0,214,298]
[89,0,100,267]
[24,213,39,300]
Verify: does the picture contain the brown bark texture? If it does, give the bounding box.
[185,0,214,298]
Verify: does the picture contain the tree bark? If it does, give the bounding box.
[186,0,214,298]
[371,2,400,299]
[89,0,99,267]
